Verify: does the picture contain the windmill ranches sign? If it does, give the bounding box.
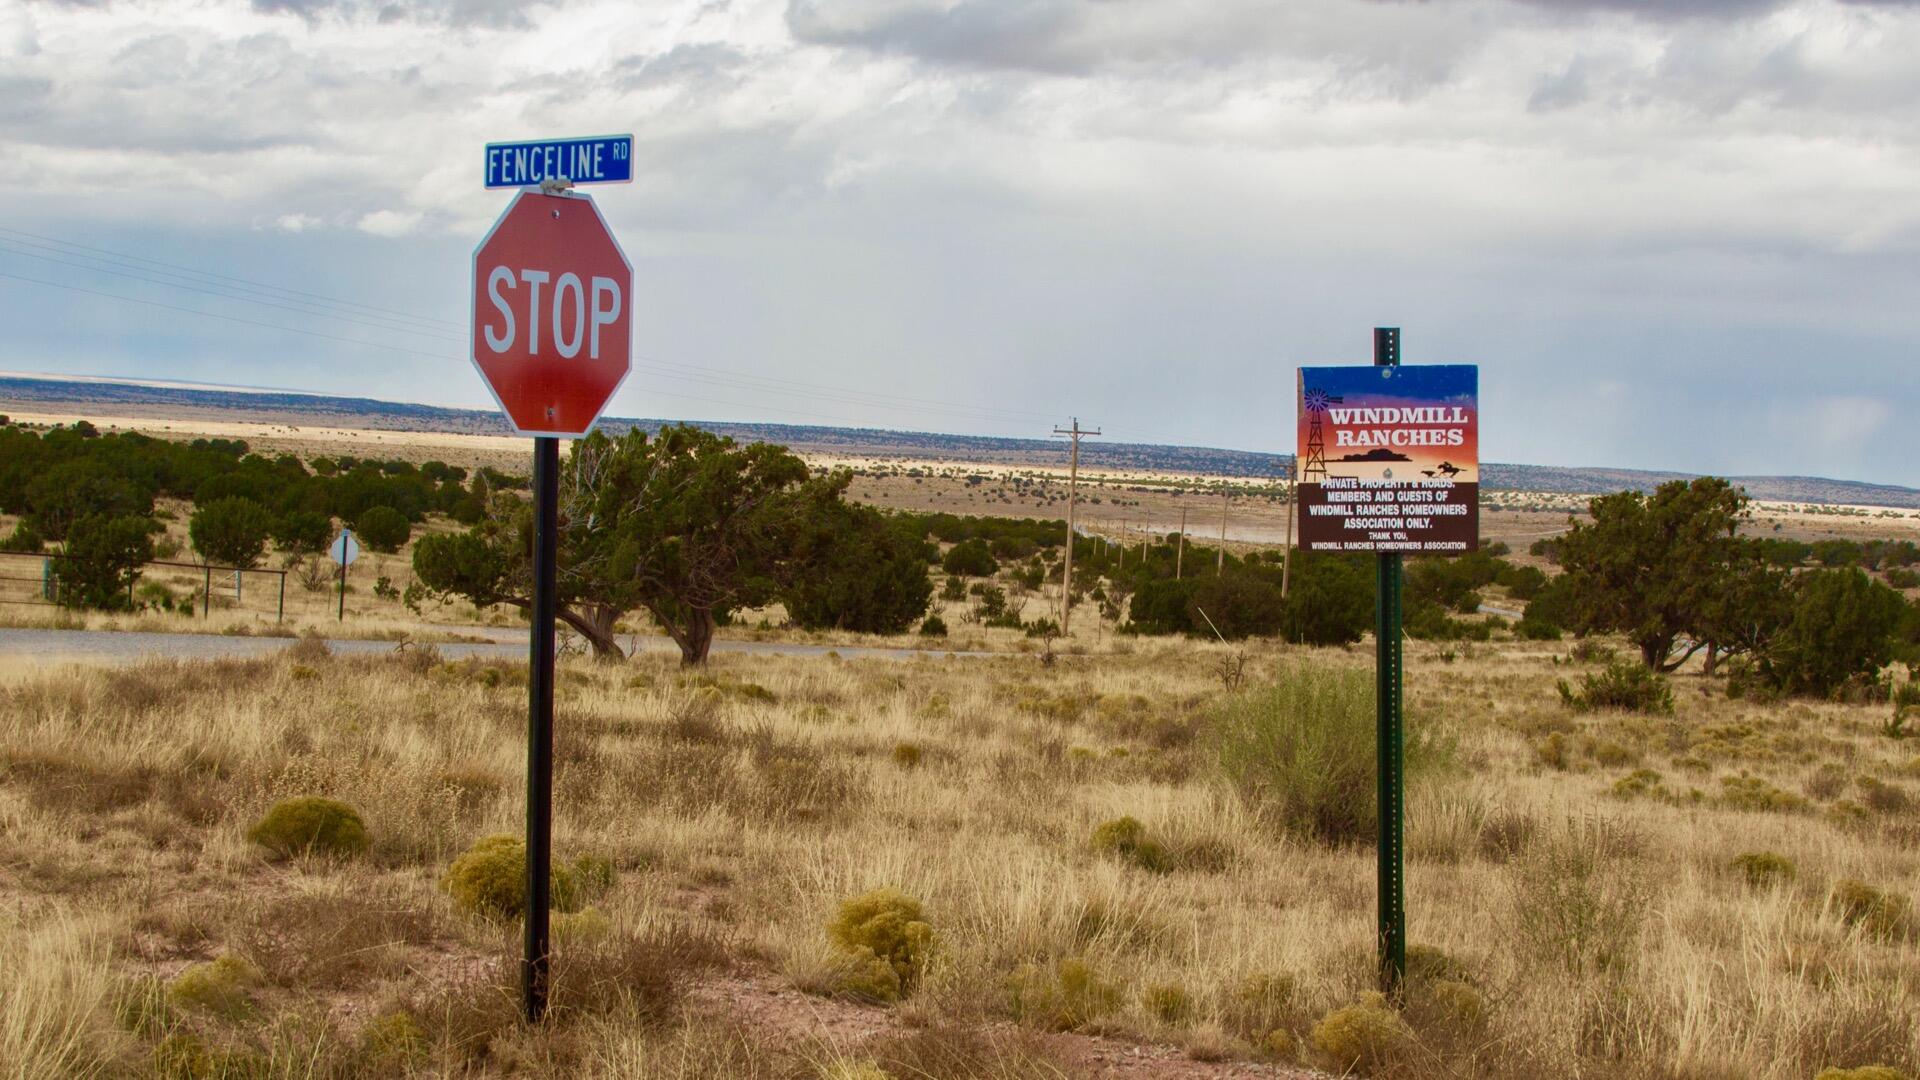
[1296,365,1479,554]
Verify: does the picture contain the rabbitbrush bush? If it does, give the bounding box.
[1830,879,1913,940]
[826,888,935,1003]
[1088,815,1171,873]
[246,797,369,859]
[1732,850,1797,888]
[167,954,260,1020]
[442,834,587,920]
[1311,991,1413,1072]
[1005,957,1124,1032]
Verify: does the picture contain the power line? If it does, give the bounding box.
[0,225,465,332]
[0,228,1245,451]
[0,241,467,344]
[0,269,457,361]
[1,226,1077,431]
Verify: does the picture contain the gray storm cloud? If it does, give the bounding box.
[0,0,1915,484]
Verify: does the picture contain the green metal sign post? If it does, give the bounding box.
[1299,332,1478,998]
[1372,326,1407,996]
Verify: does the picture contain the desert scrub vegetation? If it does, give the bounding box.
[2,634,1919,1077]
[1211,661,1451,843]
[823,888,936,1003]
[245,795,369,859]
[1558,657,1675,714]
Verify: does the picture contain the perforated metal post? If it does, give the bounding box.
[523,435,558,1022]
[1374,326,1406,997]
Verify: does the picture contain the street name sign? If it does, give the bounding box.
[485,135,633,189]
[1296,363,1478,554]
[471,190,634,437]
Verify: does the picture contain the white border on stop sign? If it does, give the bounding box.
[469,188,635,439]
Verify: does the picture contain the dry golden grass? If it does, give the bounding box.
[0,633,1916,1077]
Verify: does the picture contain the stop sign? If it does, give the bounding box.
[471,191,633,436]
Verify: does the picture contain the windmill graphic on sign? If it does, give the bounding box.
[1301,386,1343,483]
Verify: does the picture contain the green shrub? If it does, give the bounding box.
[1414,978,1487,1032]
[1262,1028,1298,1060]
[1311,991,1413,1072]
[1223,972,1298,1040]
[941,538,997,577]
[1558,660,1674,715]
[1515,617,1563,641]
[1858,776,1912,814]
[826,888,935,1003]
[189,497,272,568]
[1612,769,1667,799]
[1716,774,1809,813]
[246,797,370,859]
[1405,944,1476,986]
[1006,957,1124,1031]
[1213,663,1449,844]
[1088,816,1171,873]
[0,520,43,552]
[361,1010,429,1071]
[1731,851,1796,888]
[355,505,412,553]
[1830,879,1913,940]
[918,614,948,637]
[167,954,260,1020]
[1142,982,1193,1024]
[151,1032,220,1079]
[442,834,582,920]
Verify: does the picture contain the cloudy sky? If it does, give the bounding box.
[2,0,1917,483]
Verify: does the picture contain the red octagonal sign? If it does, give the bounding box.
[471,191,633,436]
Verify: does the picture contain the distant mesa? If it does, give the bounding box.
[1335,449,1411,463]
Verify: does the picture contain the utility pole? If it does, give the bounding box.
[1176,506,1187,580]
[1217,489,1229,575]
[1053,418,1099,636]
[1281,463,1296,599]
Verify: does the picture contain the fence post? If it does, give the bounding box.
[277,571,285,624]
[203,564,211,618]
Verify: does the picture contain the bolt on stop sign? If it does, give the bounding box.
[471,191,633,436]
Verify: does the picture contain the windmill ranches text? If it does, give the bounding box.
[1326,406,1470,447]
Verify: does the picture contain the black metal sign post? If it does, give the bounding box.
[523,435,559,1022]
[1373,326,1407,996]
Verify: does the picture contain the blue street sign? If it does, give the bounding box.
[484,135,633,188]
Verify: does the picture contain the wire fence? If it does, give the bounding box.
[0,551,290,622]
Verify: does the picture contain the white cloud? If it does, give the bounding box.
[0,0,1916,483]
[355,209,422,236]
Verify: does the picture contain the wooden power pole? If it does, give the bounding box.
[1281,464,1297,599]
[1054,418,1099,636]
[1217,489,1229,575]
[1176,506,1187,580]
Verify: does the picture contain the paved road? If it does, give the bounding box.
[0,627,989,665]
